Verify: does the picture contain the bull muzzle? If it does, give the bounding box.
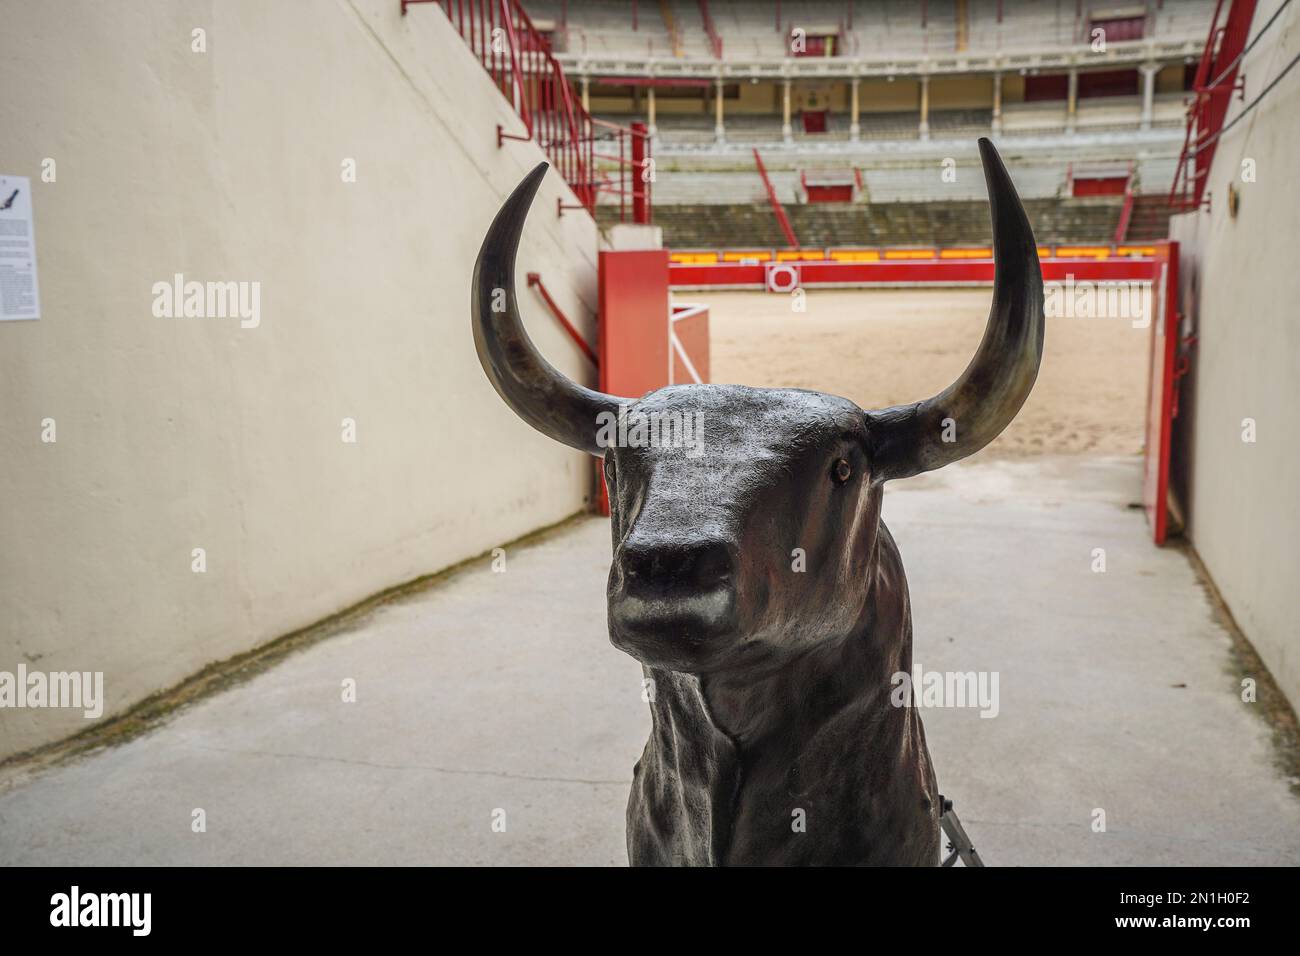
[608,536,740,669]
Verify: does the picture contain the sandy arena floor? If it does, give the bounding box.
[689,288,1150,458]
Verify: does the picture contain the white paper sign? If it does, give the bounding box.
[0,175,40,321]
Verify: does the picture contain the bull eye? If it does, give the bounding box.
[832,458,853,485]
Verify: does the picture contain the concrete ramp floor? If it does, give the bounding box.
[1,455,1297,865]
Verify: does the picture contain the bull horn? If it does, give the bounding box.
[866,138,1045,481]
[472,162,622,456]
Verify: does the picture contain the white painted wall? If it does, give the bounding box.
[1169,0,1300,709]
[0,0,600,759]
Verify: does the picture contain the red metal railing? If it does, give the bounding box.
[1114,160,1136,244]
[1115,189,1136,244]
[590,119,654,224]
[752,148,799,249]
[1168,0,1259,211]
[698,0,724,58]
[527,273,597,365]
[408,0,651,221]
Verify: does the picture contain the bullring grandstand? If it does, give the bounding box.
[514,0,1212,247]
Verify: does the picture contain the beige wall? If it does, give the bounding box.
[1168,0,1300,709]
[589,80,776,117]
[930,75,995,110]
[1001,73,1028,104]
[653,92,714,115]
[859,78,924,113]
[737,80,780,113]
[0,0,599,759]
[1155,64,1186,93]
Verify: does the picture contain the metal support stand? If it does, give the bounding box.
[938,795,985,867]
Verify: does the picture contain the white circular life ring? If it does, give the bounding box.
[766,262,801,293]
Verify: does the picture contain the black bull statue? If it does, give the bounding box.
[471,138,1044,865]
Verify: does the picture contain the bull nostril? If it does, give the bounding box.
[620,539,734,592]
[690,542,732,588]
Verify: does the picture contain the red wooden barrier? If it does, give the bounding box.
[1143,242,1181,544]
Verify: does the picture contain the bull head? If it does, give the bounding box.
[472,139,1043,676]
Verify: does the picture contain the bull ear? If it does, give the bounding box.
[865,138,1044,481]
[472,162,623,456]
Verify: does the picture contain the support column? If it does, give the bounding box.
[647,84,657,138]
[1066,67,1078,134]
[782,79,793,143]
[991,71,1003,134]
[581,76,590,112]
[1139,61,1158,131]
[849,77,861,141]
[918,75,930,140]
[714,78,726,143]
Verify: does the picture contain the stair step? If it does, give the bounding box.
[618,197,1133,247]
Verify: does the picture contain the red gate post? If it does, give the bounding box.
[631,121,650,225]
[1143,241,1181,544]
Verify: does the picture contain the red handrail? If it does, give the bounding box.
[1114,161,1136,244]
[590,118,654,224]
[698,0,724,59]
[1168,0,1259,211]
[411,0,651,219]
[527,273,597,365]
[752,148,799,249]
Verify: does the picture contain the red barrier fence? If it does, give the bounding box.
[670,304,710,385]
[670,242,1160,268]
[1142,243,1181,544]
[669,252,1161,289]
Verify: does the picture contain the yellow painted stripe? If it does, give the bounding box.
[884,249,939,260]
[1055,246,1113,259]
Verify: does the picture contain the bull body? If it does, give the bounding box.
[469,139,1044,866]
[628,525,937,866]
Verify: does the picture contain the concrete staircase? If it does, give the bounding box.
[1124,193,1174,242]
[612,196,1127,247]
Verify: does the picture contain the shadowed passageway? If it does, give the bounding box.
[1,456,1295,866]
